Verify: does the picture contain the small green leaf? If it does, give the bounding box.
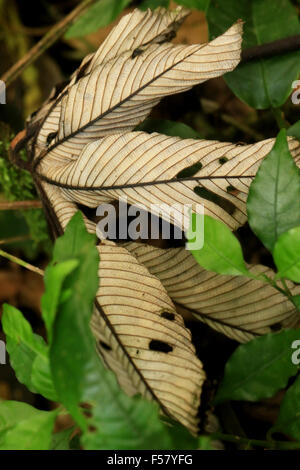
[275,375,300,440]
[215,330,300,404]
[65,0,131,39]
[176,0,210,11]
[136,118,201,139]
[2,304,57,401]
[207,0,300,109]
[139,0,170,10]
[0,401,57,450]
[274,226,300,282]
[187,213,252,277]
[50,212,197,450]
[247,129,300,252]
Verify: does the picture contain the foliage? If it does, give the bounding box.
[1,212,201,450]
[188,128,300,443]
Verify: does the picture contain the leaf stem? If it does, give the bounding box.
[1,0,97,87]
[0,200,43,211]
[0,248,44,276]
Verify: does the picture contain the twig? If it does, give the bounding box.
[0,235,31,245]
[242,35,300,63]
[220,114,264,141]
[1,0,96,87]
[0,248,44,276]
[0,200,42,210]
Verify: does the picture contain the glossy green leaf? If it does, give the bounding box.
[274,226,300,282]
[65,0,131,39]
[215,330,300,404]
[136,118,201,139]
[187,213,253,277]
[275,375,300,439]
[247,129,300,252]
[206,0,300,108]
[2,304,58,401]
[0,401,57,450]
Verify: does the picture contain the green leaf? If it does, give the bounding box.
[287,120,300,141]
[274,226,300,282]
[206,0,300,108]
[187,213,252,277]
[136,118,202,139]
[65,0,131,39]
[176,0,210,11]
[139,0,170,10]
[2,304,58,401]
[275,375,300,439]
[247,129,300,252]
[292,294,300,311]
[51,427,74,450]
[42,259,79,343]
[215,330,300,404]
[0,401,57,450]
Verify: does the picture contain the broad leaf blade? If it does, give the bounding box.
[247,129,300,252]
[215,330,300,404]
[187,213,251,277]
[207,0,300,108]
[275,375,300,440]
[274,226,300,282]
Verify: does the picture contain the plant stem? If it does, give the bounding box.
[0,200,42,210]
[0,235,31,245]
[210,431,300,450]
[272,107,290,130]
[0,248,44,276]
[1,0,96,87]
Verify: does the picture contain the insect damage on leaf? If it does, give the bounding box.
[9,6,300,434]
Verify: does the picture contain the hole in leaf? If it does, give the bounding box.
[177,161,202,179]
[219,157,228,164]
[46,132,57,146]
[161,311,175,321]
[270,322,282,332]
[193,186,236,214]
[149,339,173,353]
[99,340,112,351]
[226,185,240,196]
[132,47,143,59]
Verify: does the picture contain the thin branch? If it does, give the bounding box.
[0,236,31,245]
[0,200,42,210]
[0,248,44,276]
[242,34,300,63]
[1,0,96,87]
